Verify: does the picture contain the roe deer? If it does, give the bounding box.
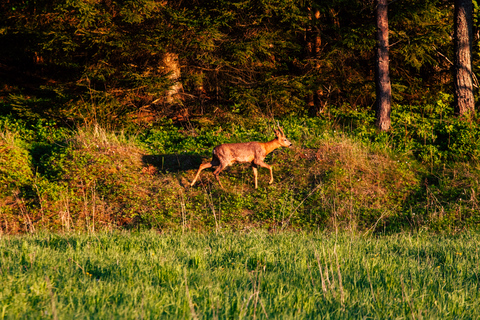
[190,126,292,189]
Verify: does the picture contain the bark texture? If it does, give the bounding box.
[162,52,183,104]
[375,0,391,131]
[454,0,475,116]
[306,8,323,116]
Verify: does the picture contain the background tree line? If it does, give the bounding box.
[0,0,477,128]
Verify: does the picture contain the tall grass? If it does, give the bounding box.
[1,231,479,319]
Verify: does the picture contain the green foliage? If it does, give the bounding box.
[389,94,480,163]
[1,113,480,234]
[0,131,33,197]
[31,125,176,229]
[0,0,460,124]
[1,231,480,318]
[0,116,71,207]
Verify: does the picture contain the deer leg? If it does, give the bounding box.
[252,166,258,189]
[254,160,274,184]
[213,163,227,188]
[190,162,213,186]
[267,166,274,184]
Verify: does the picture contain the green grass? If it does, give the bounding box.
[1,231,479,319]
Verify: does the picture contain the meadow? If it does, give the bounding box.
[1,230,479,319]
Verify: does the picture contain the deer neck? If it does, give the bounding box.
[261,138,281,155]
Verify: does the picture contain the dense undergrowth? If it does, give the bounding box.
[1,97,480,234]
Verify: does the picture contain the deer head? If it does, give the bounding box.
[274,124,292,148]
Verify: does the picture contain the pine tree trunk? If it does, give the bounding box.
[163,52,183,104]
[375,0,391,131]
[306,8,323,116]
[454,0,475,116]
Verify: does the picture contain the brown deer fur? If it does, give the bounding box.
[190,127,292,189]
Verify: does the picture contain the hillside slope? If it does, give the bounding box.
[1,119,479,234]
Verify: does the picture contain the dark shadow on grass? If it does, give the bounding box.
[142,153,204,173]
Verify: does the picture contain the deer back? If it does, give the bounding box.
[214,142,265,165]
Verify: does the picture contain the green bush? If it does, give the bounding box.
[0,132,33,197]
[389,94,480,163]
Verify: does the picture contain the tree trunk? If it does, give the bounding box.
[375,0,391,131]
[162,52,183,104]
[306,8,323,116]
[454,0,475,116]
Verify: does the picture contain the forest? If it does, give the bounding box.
[1,0,480,233]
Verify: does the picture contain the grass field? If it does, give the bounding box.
[1,231,479,319]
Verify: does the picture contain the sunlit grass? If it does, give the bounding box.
[1,231,479,319]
